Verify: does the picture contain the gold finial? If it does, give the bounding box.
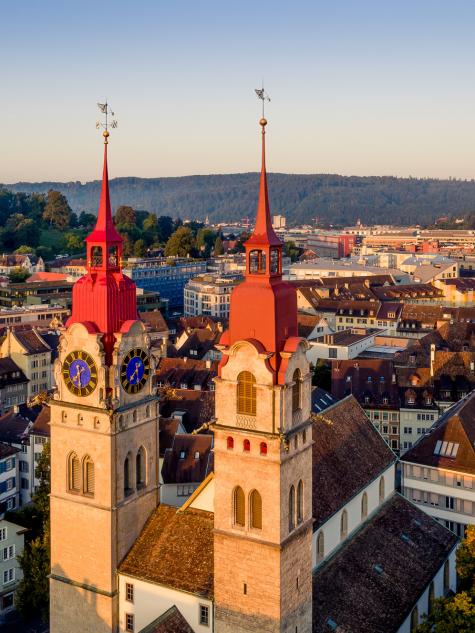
[103,130,110,144]
[260,117,267,127]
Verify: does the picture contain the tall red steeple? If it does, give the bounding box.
[224,117,298,378]
[67,130,138,363]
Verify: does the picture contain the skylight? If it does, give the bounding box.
[434,440,459,458]
[326,618,338,631]
[373,564,384,574]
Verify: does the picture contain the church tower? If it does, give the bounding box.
[49,130,159,633]
[213,117,313,633]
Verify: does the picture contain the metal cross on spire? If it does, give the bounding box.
[255,85,271,118]
[96,101,118,142]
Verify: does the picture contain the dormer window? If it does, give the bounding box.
[249,250,266,274]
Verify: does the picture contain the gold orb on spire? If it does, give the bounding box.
[260,117,268,127]
[103,130,110,138]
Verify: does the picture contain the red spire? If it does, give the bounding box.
[245,118,282,247]
[86,132,122,245]
[67,130,138,364]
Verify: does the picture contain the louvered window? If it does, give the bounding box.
[69,453,80,492]
[233,486,245,526]
[297,480,304,524]
[237,372,256,416]
[289,485,295,532]
[84,457,95,496]
[250,490,262,529]
[292,369,302,412]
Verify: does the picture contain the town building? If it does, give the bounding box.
[306,232,356,258]
[0,279,73,309]
[123,257,207,310]
[0,359,28,414]
[0,328,52,397]
[307,328,382,362]
[0,518,26,619]
[401,392,475,538]
[0,444,19,514]
[0,254,44,276]
[0,305,69,329]
[184,274,242,318]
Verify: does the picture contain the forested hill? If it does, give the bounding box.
[5,173,475,226]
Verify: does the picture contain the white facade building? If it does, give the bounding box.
[184,274,241,318]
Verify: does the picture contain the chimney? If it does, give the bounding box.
[430,343,436,377]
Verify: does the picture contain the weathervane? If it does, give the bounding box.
[255,85,271,118]
[96,101,118,142]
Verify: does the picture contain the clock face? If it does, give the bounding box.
[62,351,98,397]
[121,348,150,394]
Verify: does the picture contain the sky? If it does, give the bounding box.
[1,0,475,183]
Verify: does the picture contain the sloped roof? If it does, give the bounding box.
[402,392,475,474]
[138,606,195,633]
[162,434,213,485]
[119,505,214,599]
[140,310,169,333]
[159,417,180,458]
[13,328,51,354]
[156,358,217,391]
[0,442,19,459]
[158,390,215,434]
[0,358,28,386]
[31,405,50,437]
[313,493,457,633]
[0,409,32,444]
[312,396,396,528]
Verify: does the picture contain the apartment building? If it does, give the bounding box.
[401,393,475,538]
[0,519,26,618]
[184,274,241,318]
[0,328,52,397]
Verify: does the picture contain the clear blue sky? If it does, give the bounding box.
[2,0,475,182]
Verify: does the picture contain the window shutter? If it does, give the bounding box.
[85,459,95,495]
[250,490,262,529]
[70,455,80,491]
[234,487,245,526]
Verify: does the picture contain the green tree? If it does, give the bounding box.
[4,214,39,249]
[36,245,54,262]
[164,226,196,257]
[133,238,147,257]
[196,228,216,257]
[284,240,301,262]
[78,211,96,229]
[9,267,30,283]
[114,205,136,228]
[457,525,475,591]
[214,235,224,255]
[43,190,72,229]
[415,592,475,633]
[14,245,36,255]
[15,442,50,623]
[65,233,84,252]
[156,215,175,243]
[312,359,331,391]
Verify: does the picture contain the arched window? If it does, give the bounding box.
[91,246,103,267]
[260,442,267,455]
[297,480,304,524]
[250,490,262,529]
[237,372,256,416]
[233,486,245,526]
[83,456,95,496]
[108,245,118,267]
[289,485,295,532]
[124,455,132,496]
[136,446,145,488]
[444,560,450,594]
[379,476,385,503]
[249,249,266,274]
[227,436,234,450]
[292,369,302,413]
[340,510,348,541]
[361,492,368,520]
[317,531,324,563]
[270,248,280,274]
[410,606,418,632]
[68,452,80,492]
[243,439,251,452]
[428,581,435,614]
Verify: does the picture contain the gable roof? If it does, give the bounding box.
[12,328,51,354]
[162,434,213,485]
[402,391,475,474]
[138,606,195,633]
[0,408,33,444]
[0,358,28,386]
[119,504,214,599]
[158,390,215,434]
[313,493,457,633]
[312,396,396,528]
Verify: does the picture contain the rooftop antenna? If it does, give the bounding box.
[255,83,271,119]
[96,101,118,142]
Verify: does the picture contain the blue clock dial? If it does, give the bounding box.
[126,356,144,385]
[121,348,150,394]
[69,359,91,389]
[62,351,98,397]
